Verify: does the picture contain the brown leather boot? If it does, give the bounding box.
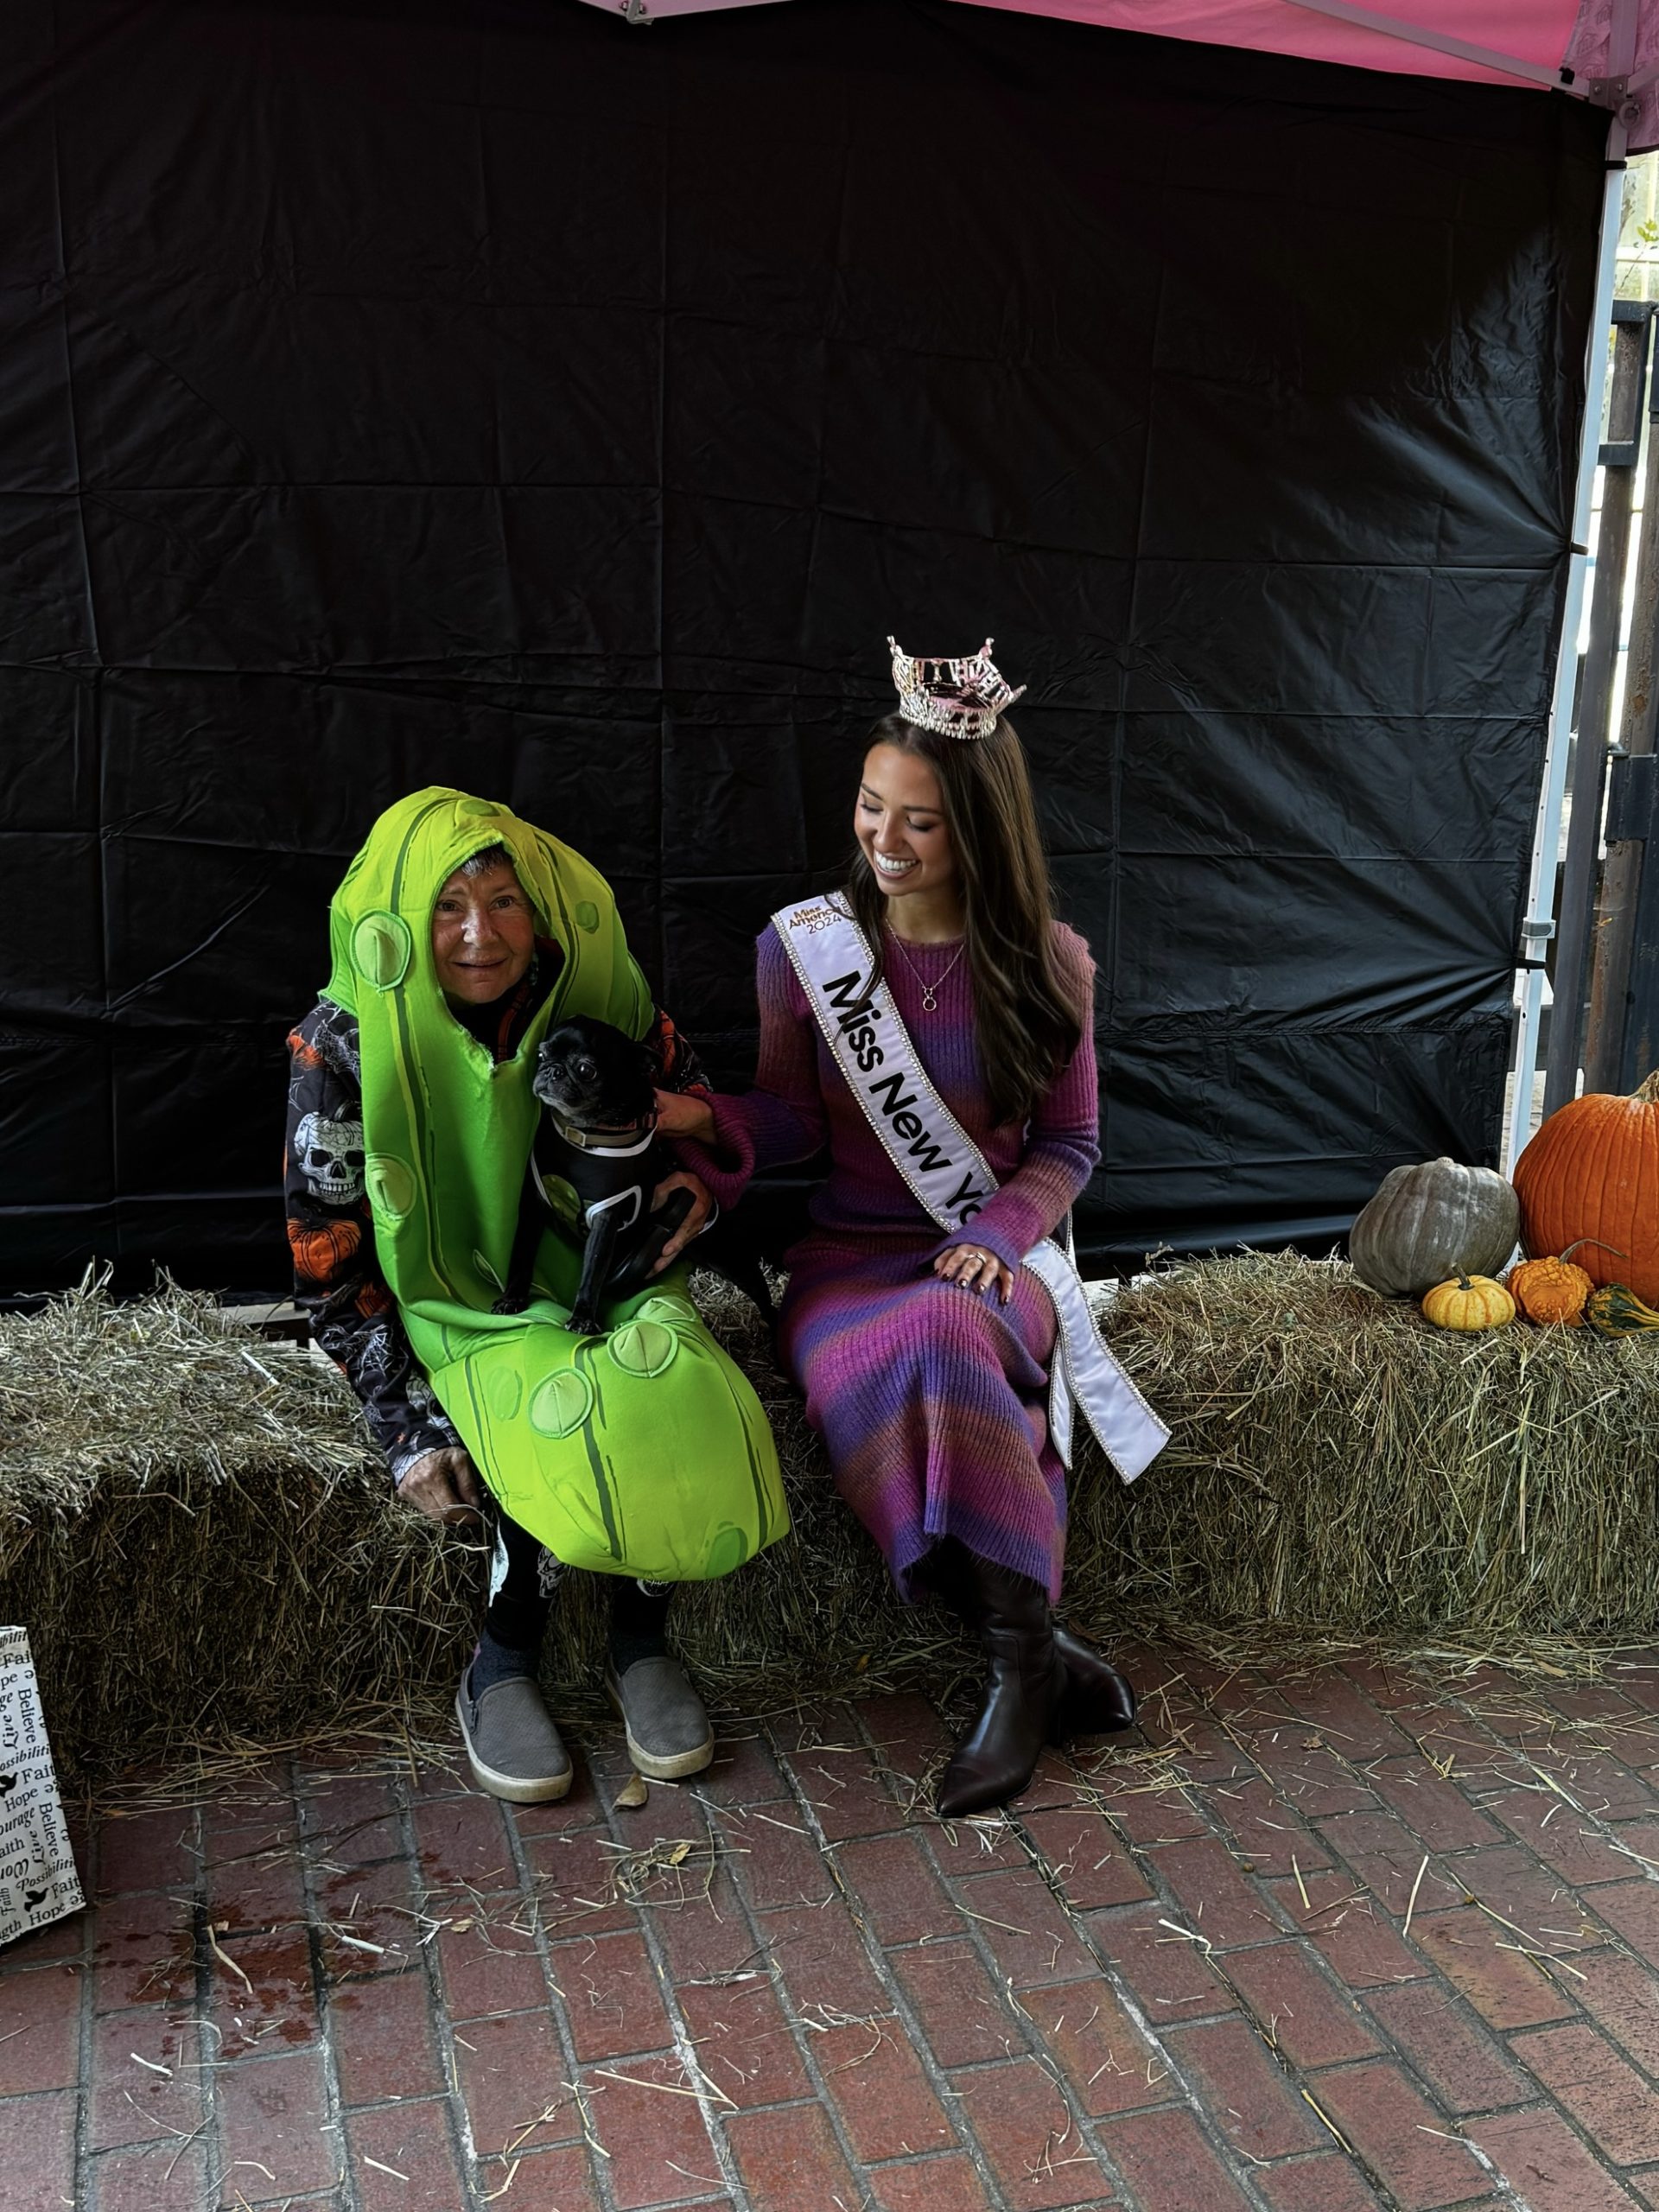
[1051,1624,1138,1738]
[935,1554,1067,1820]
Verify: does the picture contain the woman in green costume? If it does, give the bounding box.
[284,788,785,1802]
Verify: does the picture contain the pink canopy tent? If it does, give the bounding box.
[973,1,1657,143]
[579,0,1649,1164]
[588,0,1656,144]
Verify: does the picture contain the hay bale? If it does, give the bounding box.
[0,1279,480,1785]
[4,1250,1655,1783]
[1081,1249,1659,1638]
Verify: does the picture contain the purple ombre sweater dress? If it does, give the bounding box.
[678,921,1100,1603]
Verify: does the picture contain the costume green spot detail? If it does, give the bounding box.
[575,900,600,932]
[455,798,501,821]
[529,1369,594,1439]
[704,1523,753,1578]
[353,912,412,990]
[365,1154,418,1221]
[489,1367,523,1421]
[607,1319,678,1379]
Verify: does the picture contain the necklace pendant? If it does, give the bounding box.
[886,924,964,1014]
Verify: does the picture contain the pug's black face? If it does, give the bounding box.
[534,1017,656,1129]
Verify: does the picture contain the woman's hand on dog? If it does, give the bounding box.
[398,1446,486,1528]
[934,1242,1015,1306]
[650,1170,714,1272]
[653,1088,717,1144]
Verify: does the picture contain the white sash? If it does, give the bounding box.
[772,894,1168,1484]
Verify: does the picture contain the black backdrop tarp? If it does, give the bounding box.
[0,0,1605,1293]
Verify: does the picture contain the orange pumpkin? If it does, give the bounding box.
[1504,1238,1617,1326]
[1511,1070,1659,1306]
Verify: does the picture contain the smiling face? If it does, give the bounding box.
[855,742,958,906]
[430,858,536,1006]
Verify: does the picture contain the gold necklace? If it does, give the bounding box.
[886,927,966,1014]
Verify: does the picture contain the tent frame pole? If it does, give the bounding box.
[1542,302,1654,1121]
[1504,124,1627,1171]
[1272,0,1591,92]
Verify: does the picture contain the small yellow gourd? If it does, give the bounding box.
[1585,1283,1659,1337]
[1421,1270,1515,1332]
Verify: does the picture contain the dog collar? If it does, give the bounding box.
[550,1110,658,1159]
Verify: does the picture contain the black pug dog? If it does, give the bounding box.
[493,1014,772,1338]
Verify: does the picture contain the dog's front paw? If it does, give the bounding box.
[563,1307,601,1337]
[491,1292,530,1316]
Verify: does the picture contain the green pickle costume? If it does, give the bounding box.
[324,787,786,1581]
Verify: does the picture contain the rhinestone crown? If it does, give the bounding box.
[887,635,1027,741]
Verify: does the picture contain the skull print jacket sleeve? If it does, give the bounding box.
[286,1001,463,1484]
[286,982,711,1490]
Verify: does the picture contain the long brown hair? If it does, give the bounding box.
[847,712,1082,1128]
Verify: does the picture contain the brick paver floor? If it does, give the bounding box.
[11,1640,1659,2211]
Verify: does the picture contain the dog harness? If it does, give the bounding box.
[535,1114,657,1235]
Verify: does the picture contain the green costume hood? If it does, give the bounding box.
[323,785,652,1323]
[326,787,785,1581]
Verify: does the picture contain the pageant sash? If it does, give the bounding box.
[772,895,1168,1484]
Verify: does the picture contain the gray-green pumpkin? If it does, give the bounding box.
[1348,1158,1520,1299]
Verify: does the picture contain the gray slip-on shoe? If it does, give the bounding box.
[605,1656,715,1780]
[456,1669,573,1802]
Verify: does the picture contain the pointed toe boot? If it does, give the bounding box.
[1050,1624,1138,1740]
[935,1556,1068,1820]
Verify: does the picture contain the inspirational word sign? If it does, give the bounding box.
[0,1627,83,1948]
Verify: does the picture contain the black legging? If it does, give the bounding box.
[483,1509,556,1651]
[482,1510,670,1653]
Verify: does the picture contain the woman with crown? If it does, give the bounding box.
[657,641,1166,1817]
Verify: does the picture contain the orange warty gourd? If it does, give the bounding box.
[1505,1239,1611,1325]
[1511,1070,1659,1306]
